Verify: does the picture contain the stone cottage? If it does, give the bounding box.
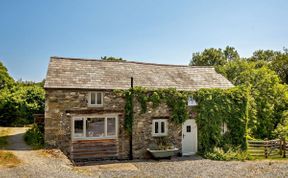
[44,56,233,162]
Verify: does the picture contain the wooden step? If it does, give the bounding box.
[72,147,117,152]
[71,153,118,159]
[71,150,117,155]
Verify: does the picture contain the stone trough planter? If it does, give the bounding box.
[147,148,179,159]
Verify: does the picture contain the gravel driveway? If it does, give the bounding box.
[1,127,288,178]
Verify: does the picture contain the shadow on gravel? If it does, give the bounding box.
[75,155,204,166]
[1,132,32,151]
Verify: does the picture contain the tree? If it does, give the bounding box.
[223,46,240,61]
[248,50,281,62]
[190,46,239,66]
[0,61,14,89]
[101,56,126,62]
[270,53,288,84]
[0,61,44,126]
[189,48,226,66]
[237,67,282,138]
[273,111,288,139]
[0,84,44,126]
[216,60,254,84]
[217,59,287,139]
[245,48,288,84]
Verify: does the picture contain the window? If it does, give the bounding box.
[188,96,197,106]
[152,119,168,137]
[73,118,84,137]
[186,125,191,133]
[88,92,103,107]
[72,115,118,139]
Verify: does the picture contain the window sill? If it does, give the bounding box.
[87,105,104,108]
[152,134,168,137]
[72,136,117,141]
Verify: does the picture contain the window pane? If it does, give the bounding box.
[107,118,116,136]
[90,93,96,104]
[96,93,102,105]
[186,125,191,133]
[161,121,165,133]
[74,119,83,136]
[154,122,159,133]
[86,118,105,137]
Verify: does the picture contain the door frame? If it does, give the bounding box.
[181,119,198,156]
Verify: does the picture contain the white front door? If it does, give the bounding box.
[182,119,197,156]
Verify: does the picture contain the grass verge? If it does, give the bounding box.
[0,128,21,168]
[0,151,21,167]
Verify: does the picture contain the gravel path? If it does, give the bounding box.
[1,127,288,178]
[96,159,288,178]
[0,127,97,178]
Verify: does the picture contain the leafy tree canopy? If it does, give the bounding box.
[192,46,288,139]
[223,46,240,61]
[242,48,288,84]
[0,61,44,126]
[190,48,226,66]
[0,83,45,126]
[270,53,288,84]
[189,46,240,66]
[101,56,126,62]
[216,57,287,139]
[0,61,14,89]
[248,49,281,62]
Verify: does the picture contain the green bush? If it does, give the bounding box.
[11,118,31,127]
[205,147,252,161]
[273,111,288,139]
[24,124,44,149]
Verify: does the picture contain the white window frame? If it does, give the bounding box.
[188,96,197,106]
[88,92,104,107]
[72,114,118,140]
[152,119,168,137]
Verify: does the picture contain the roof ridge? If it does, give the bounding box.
[50,56,215,68]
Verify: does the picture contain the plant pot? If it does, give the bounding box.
[147,148,179,158]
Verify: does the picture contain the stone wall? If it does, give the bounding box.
[45,89,129,159]
[132,101,182,159]
[45,89,195,160]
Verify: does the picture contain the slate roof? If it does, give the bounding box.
[44,57,233,90]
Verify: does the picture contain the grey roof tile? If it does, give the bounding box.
[44,57,234,90]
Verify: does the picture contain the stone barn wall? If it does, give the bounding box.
[132,101,182,159]
[45,89,195,160]
[44,89,129,160]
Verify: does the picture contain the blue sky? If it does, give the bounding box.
[0,0,287,81]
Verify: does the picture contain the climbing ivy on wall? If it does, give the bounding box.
[115,86,250,154]
[116,87,190,134]
[193,86,250,153]
[124,90,133,135]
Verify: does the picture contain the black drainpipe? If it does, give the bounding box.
[129,77,134,160]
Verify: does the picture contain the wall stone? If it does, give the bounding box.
[132,101,182,159]
[45,89,129,159]
[45,89,196,160]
